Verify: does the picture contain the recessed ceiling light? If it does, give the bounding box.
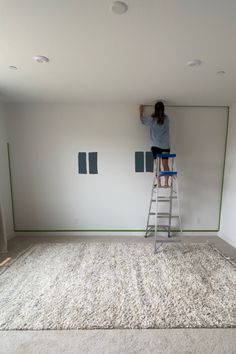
[32,55,50,63]
[111,1,128,14]
[187,59,202,67]
[217,70,226,75]
[9,65,18,70]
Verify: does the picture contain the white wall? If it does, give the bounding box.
[0,103,14,250]
[219,103,236,247]
[5,103,228,235]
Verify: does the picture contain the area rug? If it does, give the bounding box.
[0,242,235,330]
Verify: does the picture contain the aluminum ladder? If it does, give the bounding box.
[145,153,183,253]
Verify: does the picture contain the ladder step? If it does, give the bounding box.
[159,171,177,176]
[149,213,179,218]
[157,215,179,218]
[157,153,176,158]
[159,212,179,216]
[153,189,177,193]
[158,196,177,199]
[148,224,170,229]
[149,212,178,215]
[154,185,171,189]
[151,197,177,202]
[157,200,175,203]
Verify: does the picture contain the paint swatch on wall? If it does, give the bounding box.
[78,152,87,174]
[89,152,98,174]
[135,151,154,172]
[78,152,98,174]
[135,152,144,172]
[145,151,154,172]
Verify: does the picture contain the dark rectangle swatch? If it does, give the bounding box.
[78,152,87,174]
[146,151,154,172]
[135,152,144,172]
[89,152,98,174]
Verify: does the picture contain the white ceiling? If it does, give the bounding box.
[0,0,236,105]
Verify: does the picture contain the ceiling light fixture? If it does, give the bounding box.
[187,59,202,67]
[111,1,128,14]
[32,55,50,63]
[9,65,18,70]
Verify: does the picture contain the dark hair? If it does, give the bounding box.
[151,101,166,124]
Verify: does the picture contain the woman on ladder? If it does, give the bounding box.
[139,101,170,187]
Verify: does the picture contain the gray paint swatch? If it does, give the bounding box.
[78,152,87,174]
[146,151,154,172]
[135,152,144,172]
[89,152,98,174]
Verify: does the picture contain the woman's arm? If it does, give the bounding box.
[139,104,152,126]
[139,104,144,117]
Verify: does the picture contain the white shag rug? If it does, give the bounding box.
[0,242,235,330]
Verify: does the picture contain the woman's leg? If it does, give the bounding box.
[162,158,170,186]
[152,147,159,187]
[153,158,161,187]
[158,158,161,187]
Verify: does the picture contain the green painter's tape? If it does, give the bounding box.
[7,143,16,231]
[218,107,230,231]
[14,229,218,233]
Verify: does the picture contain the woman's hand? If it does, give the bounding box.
[139,104,144,117]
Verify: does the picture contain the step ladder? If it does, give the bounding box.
[145,153,183,253]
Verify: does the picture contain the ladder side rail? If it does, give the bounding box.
[154,157,160,243]
[145,171,156,238]
[168,157,175,237]
[174,156,183,237]
[175,172,183,237]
